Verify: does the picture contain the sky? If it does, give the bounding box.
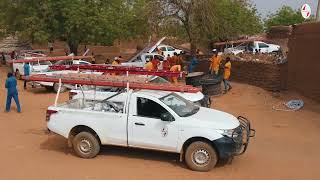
[250,0,318,18]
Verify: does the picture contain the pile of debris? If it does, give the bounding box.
[0,36,31,53]
[224,52,285,64]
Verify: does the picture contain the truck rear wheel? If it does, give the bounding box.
[185,141,218,172]
[72,132,100,158]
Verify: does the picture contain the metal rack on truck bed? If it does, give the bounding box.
[49,64,185,78]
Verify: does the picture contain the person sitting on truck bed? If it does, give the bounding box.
[144,59,153,71]
[151,57,160,70]
[169,53,178,66]
[170,64,181,84]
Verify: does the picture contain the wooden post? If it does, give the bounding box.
[317,0,320,21]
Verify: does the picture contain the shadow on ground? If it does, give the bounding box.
[39,134,230,170]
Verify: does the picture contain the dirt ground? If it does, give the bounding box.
[0,66,320,180]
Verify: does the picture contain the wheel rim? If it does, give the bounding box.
[78,139,92,154]
[192,149,210,166]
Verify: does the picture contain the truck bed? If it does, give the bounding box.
[57,99,124,113]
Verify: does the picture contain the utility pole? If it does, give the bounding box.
[317,0,320,21]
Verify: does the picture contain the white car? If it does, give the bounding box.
[46,89,255,171]
[152,44,184,57]
[13,60,52,77]
[122,53,166,67]
[249,41,280,54]
[69,76,210,107]
[54,60,92,65]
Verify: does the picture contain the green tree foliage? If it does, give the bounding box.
[158,0,263,53]
[1,0,263,54]
[0,0,150,54]
[265,6,305,29]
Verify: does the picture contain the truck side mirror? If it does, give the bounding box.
[160,112,175,122]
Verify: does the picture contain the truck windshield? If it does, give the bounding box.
[160,93,199,117]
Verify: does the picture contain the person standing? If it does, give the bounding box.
[223,57,232,93]
[48,42,54,54]
[5,72,21,113]
[10,51,15,60]
[188,56,198,73]
[23,63,30,89]
[1,52,6,65]
[209,50,222,75]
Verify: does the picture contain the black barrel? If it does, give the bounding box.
[200,75,222,96]
[186,72,204,87]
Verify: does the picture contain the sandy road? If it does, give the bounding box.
[0,66,320,180]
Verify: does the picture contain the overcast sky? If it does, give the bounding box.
[250,0,318,18]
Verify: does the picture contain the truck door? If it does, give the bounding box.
[128,96,179,152]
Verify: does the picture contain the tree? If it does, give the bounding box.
[265,6,305,29]
[158,0,263,53]
[0,0,150,55]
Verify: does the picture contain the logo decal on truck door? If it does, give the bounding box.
[161,127,168,137]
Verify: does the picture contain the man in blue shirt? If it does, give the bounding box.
[5,72,21,113]
[23,63,30,89]
[188,56,198,73]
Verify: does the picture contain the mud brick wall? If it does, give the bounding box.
[288,22,320,102]
[228,60,287,91]
[189,55,288,91]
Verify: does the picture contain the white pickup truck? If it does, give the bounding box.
[223,41,280,55]
[46,89,255,171]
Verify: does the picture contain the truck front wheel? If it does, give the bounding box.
[185,141,218,172]
[72,132,100,158]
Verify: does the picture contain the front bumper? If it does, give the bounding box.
[213,116,255,159]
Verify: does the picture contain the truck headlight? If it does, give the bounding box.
[216,129,235,138]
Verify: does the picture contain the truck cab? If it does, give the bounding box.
[46,89,255,171]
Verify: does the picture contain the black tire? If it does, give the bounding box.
[53,83,67,93]
[185,141,218,172]
[72,132,100,159]
[45,86,53,91]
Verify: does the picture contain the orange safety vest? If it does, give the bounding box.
[224,61,231,80]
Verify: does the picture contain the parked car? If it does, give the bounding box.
[153,44,184,57]
[248,41,280,54]
[220,41,281,55]
[13,60,52,78]
[54,60,92,65]
[46,89,255,171]
[122,53,166,67]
